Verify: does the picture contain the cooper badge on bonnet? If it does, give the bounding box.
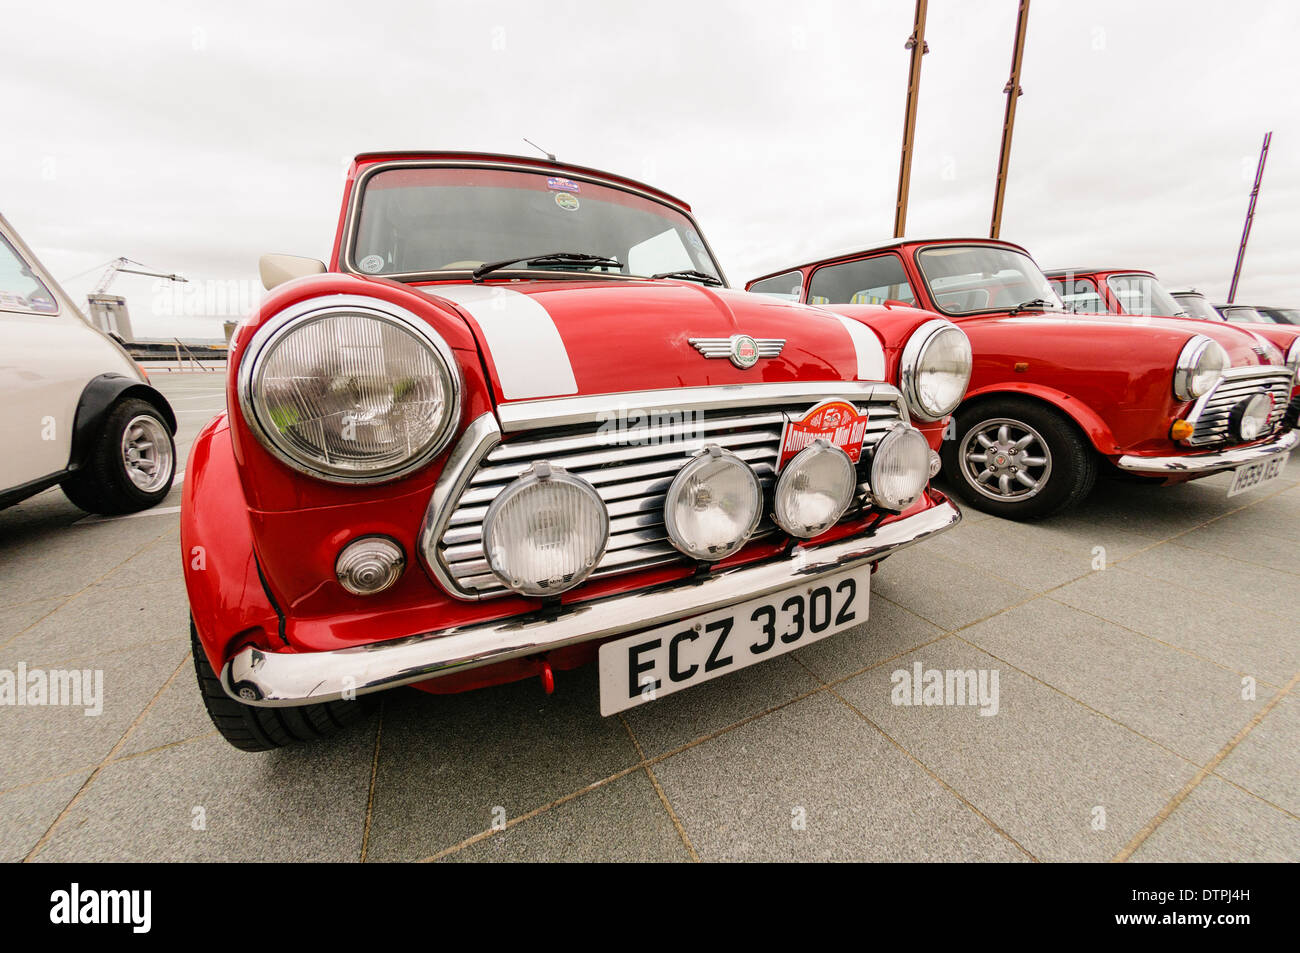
[688,334,785,368]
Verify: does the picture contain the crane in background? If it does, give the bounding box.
[85,257,187,343]
[1227,132,1271,304]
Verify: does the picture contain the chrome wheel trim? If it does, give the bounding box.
[120,414,174,493]
[958,417,1052,503]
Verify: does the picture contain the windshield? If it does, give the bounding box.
[915,245,1062,315]
[1172,294,1223,322]
[349,166,723,283]
[0,233,57,315]
[1222,306,1268,324]
[1261,308,1300,324]
[1106,274,1185,317]
[1047,276,1108,314]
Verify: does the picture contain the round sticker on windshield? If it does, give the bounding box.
[555,193,580,212]
[358,255,385,274]
[686,231,704,249]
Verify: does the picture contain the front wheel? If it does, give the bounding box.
[940,398,1097,520]
[62,397,176,514]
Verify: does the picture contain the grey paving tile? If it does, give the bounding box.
[871,544,1031,632]
[1119,540,1300,621]
[927,518,1096,592]
[654,691,1026,861]
[1051,567,1299,685]
[622,655,819,760]
[0,640,189,789]
[91,527,182,591]
[960,599,1264,763]
[116,653,215,757]
[1044,479,1236,542]
[1175,519,1300,576]
[0,598,63,645]
[0,576,189,667]
[365,667,640,862]
[0,770,89,862]
[1215,695,1300,816]
[0,514,174,606]
[792,594,944,683]
[1129,776,1300,862]
[33,727,377,862]
[443,770,689,862]
[837,639,1196,861]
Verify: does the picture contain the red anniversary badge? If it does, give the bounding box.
[778,400,871,469]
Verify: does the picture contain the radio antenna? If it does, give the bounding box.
[523,137,557,162]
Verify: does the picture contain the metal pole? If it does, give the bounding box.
[990,0,1031,240]
[893,0,929,238]
[1227,131,1271,304]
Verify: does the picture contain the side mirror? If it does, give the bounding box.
[259,254,326,291]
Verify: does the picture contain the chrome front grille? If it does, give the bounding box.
[423,385,907,600]
[1188,368,1294,446]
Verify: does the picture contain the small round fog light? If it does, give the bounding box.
[336,536,405,595]
[870,426,931,512]
[773,439,856,538]
[1230,393,1273,443]
[664,445,762,560]
[483,462,608,596]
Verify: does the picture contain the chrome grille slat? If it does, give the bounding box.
[434,392,905,598]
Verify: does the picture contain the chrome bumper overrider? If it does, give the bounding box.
[1116,428,1298,474]
[221,496,962,706]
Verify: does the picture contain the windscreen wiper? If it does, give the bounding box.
[1009,298,1059,315]
[649,269,724,286]
[472,252,623,281]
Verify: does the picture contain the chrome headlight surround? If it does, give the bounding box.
[663,445,763,561]
[236,295,462,484]
[482,462,609,597]
[1286,338,1300,382]
[869,425,931,512]
[1173,335,1229,402]
[899,319,973,421]
[772,439,856,538]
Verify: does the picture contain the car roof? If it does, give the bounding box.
[751,237,1032,281]
[1043,267,1154,278]
[350,150,691,211]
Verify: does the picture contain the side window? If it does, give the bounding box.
[1050,277,1106,314]
[807,255,916,307]
[0,234,58,315]
[748,270,803,301]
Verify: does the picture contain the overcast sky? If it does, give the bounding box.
[2,0,1296,337]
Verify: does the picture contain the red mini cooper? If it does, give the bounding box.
[183,153,970,749]
[749,239,1300,520]
[1044,267,1300,365]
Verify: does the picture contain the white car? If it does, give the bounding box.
[0,212,177,514]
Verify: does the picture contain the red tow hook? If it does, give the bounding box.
[538,659,555,695]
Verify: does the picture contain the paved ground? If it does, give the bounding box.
[2,370,1297,862]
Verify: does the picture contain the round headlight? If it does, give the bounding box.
[870,426,931,512]
[1230,393,1273,443]
[901,321,973,421]
[483,462,608,597]
[773,440,856,538]
[336,536,405,595]
[1286,338,1300,382]
[664,445,762,561]
[1174,335,1229,401]
[239,297,460,482]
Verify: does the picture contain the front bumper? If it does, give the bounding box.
[1115,428,1298,474]
[222,494,961,706]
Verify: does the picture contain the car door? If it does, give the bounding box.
[0,220,136,491]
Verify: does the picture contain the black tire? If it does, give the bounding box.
[940,397,1097,520]
[190,621,375,752]
[62,397,176,514]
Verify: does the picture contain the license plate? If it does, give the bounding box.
[597,565,870,716]
[1227,451,1288,497]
